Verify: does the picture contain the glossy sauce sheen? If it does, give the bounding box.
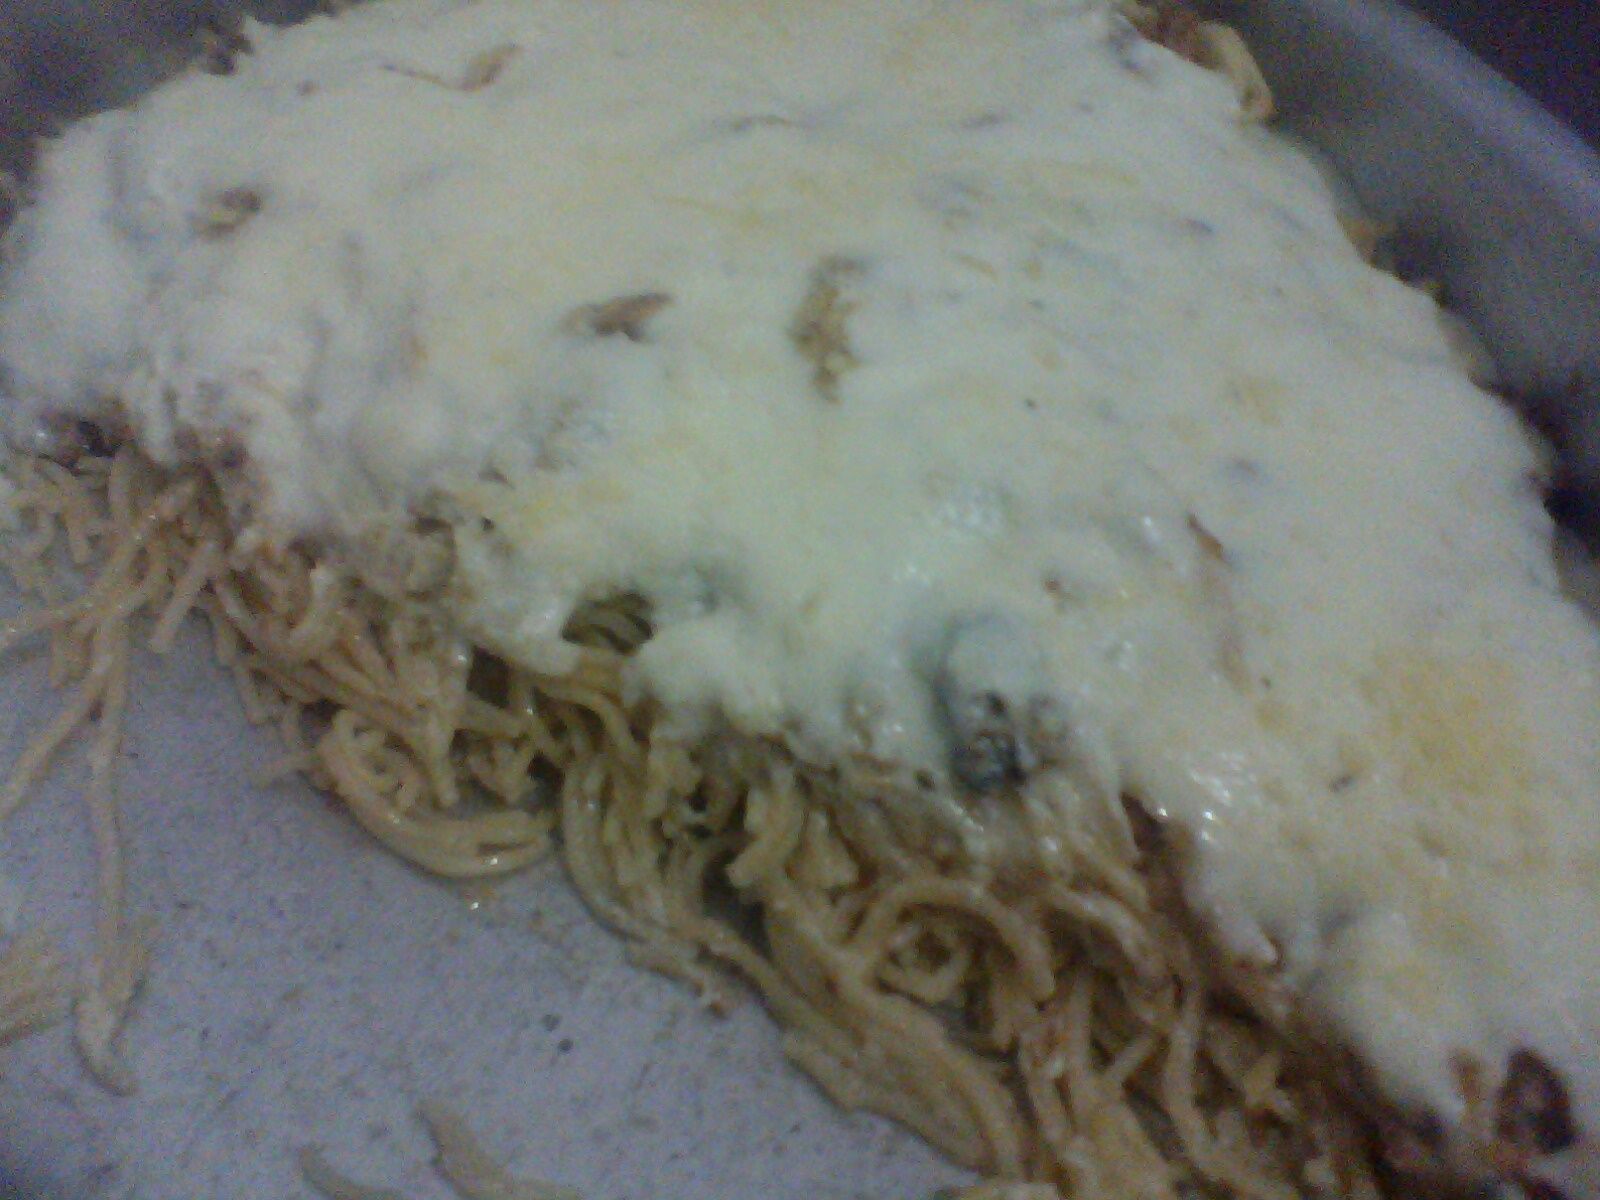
[0,0,1596,1187]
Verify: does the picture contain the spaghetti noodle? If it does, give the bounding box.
[1,446,1384,1198]
[0,928,68,1048]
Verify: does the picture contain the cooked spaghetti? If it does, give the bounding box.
[1,2,1597,1199]
[4,438,1378,1199]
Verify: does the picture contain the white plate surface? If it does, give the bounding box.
[0,576,962,1200]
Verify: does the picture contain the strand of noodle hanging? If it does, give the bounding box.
[0,446,1389,1198]
[0,930,69,1045]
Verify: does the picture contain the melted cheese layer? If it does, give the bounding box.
[2,0,1597,1186]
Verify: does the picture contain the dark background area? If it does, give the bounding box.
[1403,0,1600,147]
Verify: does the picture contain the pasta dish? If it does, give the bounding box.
[0,2,1596,1197]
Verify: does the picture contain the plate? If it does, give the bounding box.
[0,592,958,1199]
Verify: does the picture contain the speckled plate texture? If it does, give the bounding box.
[0,600,960,1200]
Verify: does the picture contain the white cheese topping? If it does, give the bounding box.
[1,0,1597,1186]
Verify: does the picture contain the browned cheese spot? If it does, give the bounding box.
[195,187,263,238]
[790,256,863,403]
[198,18,253,76]
[563,292,674,343]
[459,44,521,92]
